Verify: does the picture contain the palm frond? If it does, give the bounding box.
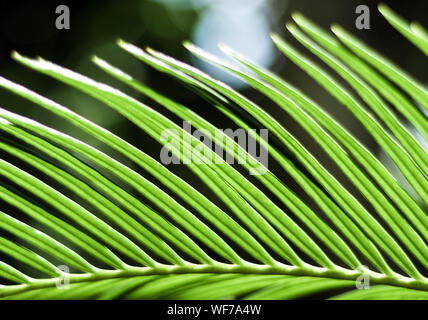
[0,4,427,300]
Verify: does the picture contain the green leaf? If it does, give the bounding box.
[0,6,427,300]
[379,4,428,57]
[330,25,428,113]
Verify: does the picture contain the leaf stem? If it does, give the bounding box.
[1,263,427,298]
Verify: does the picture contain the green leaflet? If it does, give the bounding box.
[92,55,361,270]
[332,285,428,300]
[286,22,428,197]
[126,46,391,275]
[143,43,417,277]
[0,209,95,273]
[379,4,428,57]
[330,26,428,113]
[9,51,321,268]
[0,75,271,266]
[0,158,153,268]
[217,43,428,244]
[0,261,31,284]
[0,110,221,265]
[292,13,428,143]
[181,41,428,276]
[0,140,185,266]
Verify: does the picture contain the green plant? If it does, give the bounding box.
[0,4,427,300]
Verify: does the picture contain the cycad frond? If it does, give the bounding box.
[0,5,427,300]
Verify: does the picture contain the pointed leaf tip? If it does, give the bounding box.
[218,43,233,56]
[116,39,131,50]
[285,22,298,33]
[182,42,195,52]
[182,40,192,49]
[10,50,19,59]
[330,24,342,33]
[378,3,389,13]
[10,51,27,63]
[270,32,281,42]
[291,12,304,24]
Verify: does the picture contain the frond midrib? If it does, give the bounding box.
[2,262,428,298]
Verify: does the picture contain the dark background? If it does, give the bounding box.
[0,0,427,280]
